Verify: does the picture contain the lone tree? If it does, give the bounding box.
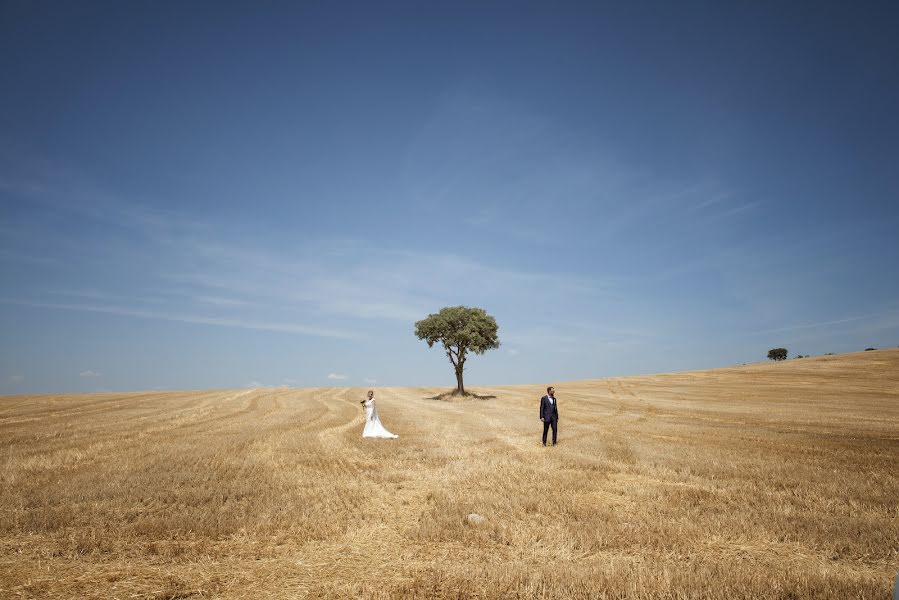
[767,348,788,361]
[414,306,500,395]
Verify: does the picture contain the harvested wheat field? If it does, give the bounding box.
[1,350,898,599]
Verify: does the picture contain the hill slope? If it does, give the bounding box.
[1,350,897,599]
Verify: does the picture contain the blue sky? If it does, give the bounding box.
[2,1,898,394]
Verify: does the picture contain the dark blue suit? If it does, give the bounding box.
[540,394,559,445]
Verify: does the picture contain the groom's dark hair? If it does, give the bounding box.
[547,386,553,393]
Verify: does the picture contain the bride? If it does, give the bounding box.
[361,390,398,439]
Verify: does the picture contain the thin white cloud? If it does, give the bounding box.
[2,167,613,370]
[0,248,62,266]
[4,167,612,331]
[503,321,653,353]
[754,316,866,335]
[49,289,117,301]
[363,377,377,384]
[691,192,730,211]
[590,182,712,242]
[192,295,250,307]
[751,309,899,335]
[79,370,101,378]
[713,201,761,219]
[0,172,211,246]
[503,326,581,350]
[166,242,606,323]
[48,289,172,306]
[0,298,359,340]
[327,373,347,380]
[7,375,24,383]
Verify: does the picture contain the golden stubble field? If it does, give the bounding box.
[1,350,897,599]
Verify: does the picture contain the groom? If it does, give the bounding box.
[540,386,559,446]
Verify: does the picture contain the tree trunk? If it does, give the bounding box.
[455,367,465,395]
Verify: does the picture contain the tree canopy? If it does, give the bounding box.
[767,348,788,361]
[414,306,500,395]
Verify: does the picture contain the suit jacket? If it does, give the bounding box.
[540,395,559,421]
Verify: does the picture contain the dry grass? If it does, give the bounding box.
[1,350,898,599]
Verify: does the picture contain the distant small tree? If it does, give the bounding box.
[865,347,876,351]
[767,348,788,361]
[414,306,500,395]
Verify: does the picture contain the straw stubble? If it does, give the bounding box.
[1,350,897,598]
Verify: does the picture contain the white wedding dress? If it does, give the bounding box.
[362,399,398,438]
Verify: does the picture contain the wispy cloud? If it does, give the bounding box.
[503,320,655,352]
[327,373,347,380]
[166,241,607,323]
[363,377,377,384]
[49,289,119,301]
[0,162,666,382]
[0,248,62,266]
[712,201,761,219]
[0,298,359,339]
[3,162,615,345]
[463,207,544,240]
[751,309,899,335]
[403,90,721,250]
[1,172,211,242]
[691,192,730,211]
[502,327,581,352]
[79,370,101,378]
[191,295,252,307]
[7,375,24,383]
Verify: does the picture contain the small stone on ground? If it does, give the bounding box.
[465,513,487,526]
